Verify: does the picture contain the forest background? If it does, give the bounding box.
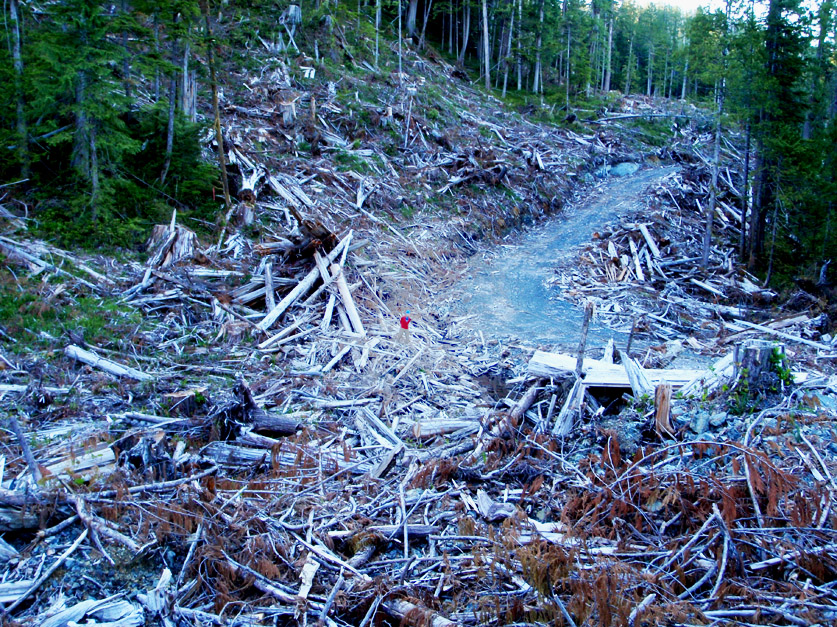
[0,0,835,287]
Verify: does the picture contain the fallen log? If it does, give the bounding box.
[64,345,153,381]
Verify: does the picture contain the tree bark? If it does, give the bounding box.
[375,0,381,66]
[533,0,545,94]
[603,15,613,93]
[482,0,490,89]
[748,140,767,266]
[702,0,731,269]
[646,44,653,96]
[407,0,418,38]
[73,71,91,183]
[9,0,29,180]
[182,40,196,121]
[516,0,522,90]
[121,0,132,99]
[202,0,232,241]
[458,2,470,65]
[418,0,434,49]
[160,75,177,185]
[681,55,688,99]
[502,0,514,97]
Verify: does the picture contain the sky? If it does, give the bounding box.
[635,0,725,15]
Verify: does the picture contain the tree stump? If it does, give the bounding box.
[733,340,786,393]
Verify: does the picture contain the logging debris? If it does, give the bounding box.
[1,53,837,627]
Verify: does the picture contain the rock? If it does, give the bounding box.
[671,404,688,421]
[689,411,711,434]
[813,393,837,413]
[610,162,640,177]
[709,412,727,427]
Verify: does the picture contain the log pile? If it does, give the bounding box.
[549,165,836,363]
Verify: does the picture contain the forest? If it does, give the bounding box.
[0,0,835,284]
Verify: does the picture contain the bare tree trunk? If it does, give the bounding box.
[458,2,470,64]
[73,72,90,179]
[625,36,633,94]
[748,141,767,265]
[448,0,453,53]
[89,125,99,210]
[482,0,491,89]
[398,0,403,84]
[407,0,418,38]
[121,0,132,99]
[681,56,688,99]
[153,12,161,100]
[375,0,380,66]
[565,24,570,106]
[502,0,514,97]
[703,0,732,267]
[9,0,28,180]
[181,40,192,118]
[160,75,177,185]
[418,0,434,48]
[516,0,522,90]
[586,7,599,97]
[533,0,544,94]
[202,0,232,241]
[603,15,613,93]
[646,45,653,96]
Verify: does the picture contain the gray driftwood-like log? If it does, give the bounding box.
[64,345,153,381]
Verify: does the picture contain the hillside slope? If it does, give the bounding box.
[2,11,837,627]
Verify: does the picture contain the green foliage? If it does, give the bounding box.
[0,269,144,352]
[769,348,793,388]
[30,106,217,249]
[728,368,752,416]
[0,0,220,250]
[334,149,374,174]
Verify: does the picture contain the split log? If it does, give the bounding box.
[732,318,830,351]
[637,223,661,259]
[623,357,654,399]
[383,599,459,627]
[553,377,583,436]
[368,444,403,480]
[330,262,366,336]
[655,383,674,437]
[147,212,198,269]
[257,231,351,331]
[629,238,645,282]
